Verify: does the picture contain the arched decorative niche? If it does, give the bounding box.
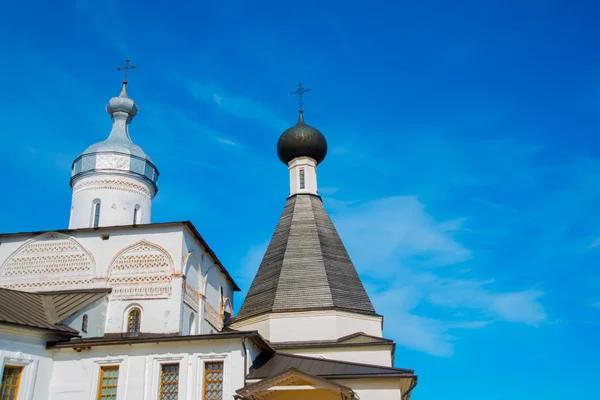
[182,251,202,312]
[107,240,174,299]
[0,232,96,291]
[189,313,197,335]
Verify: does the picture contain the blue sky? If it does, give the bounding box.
[1,0,599,398]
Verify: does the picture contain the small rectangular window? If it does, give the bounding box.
[299,169,305,189]
[93,202,101,228]
[203,361,223,400]
[159,364,179,399]
[133,207,139,225]
[1,366,23,400]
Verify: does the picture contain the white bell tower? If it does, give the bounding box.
[69,68,159,229]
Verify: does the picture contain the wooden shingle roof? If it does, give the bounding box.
[237,194,375,321]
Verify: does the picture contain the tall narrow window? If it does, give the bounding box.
[92,200,101,228]
[0,366,22,400]
[159,364,179,399]
[127,308,141,337]
[133,205,140,225]
[299,169,305,189]
[82,314,88,333]
[203,361,224,400]
[97,366,119,400]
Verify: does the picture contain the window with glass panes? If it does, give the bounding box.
[97,366,119,400]
[159,363,179,400]
[1,366,22,400]
[127,308,141,336]
[203,361,224,400]
[299,169,305,189]
[93,201,101,228]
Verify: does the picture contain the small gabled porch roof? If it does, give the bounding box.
[236,368,357,400]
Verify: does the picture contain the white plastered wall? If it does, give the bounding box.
[62,297,109,338]
[230,310,383,342]
[0,326,59,400]
[0,223,239,337]
[282,345,394,367]
[288,157,318,195]
[48,338,246,400]
[182,229,234,334]
[69,173,154,229]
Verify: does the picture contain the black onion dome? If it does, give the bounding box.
[277,112,328,165]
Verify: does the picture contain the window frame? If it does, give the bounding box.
[158,363,180,400]
[1,365,23,400]
[299,168,305,189]
[90,358,126,400]
[96,365,119,400]
[92,200,101,228]
[0,356,37,400]
[202,360,224,400]
[82,314,88,333]
[127,308,141,337]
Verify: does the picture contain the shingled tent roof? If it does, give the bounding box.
[237,194,375,321]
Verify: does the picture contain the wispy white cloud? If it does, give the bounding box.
[329,195,546,356]
[181,81,289,132]
[334,196,472,268]
[588,237,600,248]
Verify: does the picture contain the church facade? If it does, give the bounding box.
[0,80,417,399]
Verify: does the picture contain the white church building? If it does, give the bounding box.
[0,78,417,399]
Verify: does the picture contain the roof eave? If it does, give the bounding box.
[46,330,272,351]
[0,321,79,337]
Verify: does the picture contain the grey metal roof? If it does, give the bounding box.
[38,289,111,323]
[248,352,414,380]
[271,332,394,350]
[0,288,109,335]
[236,194,375,321]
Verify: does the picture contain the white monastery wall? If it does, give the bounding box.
[233,310,383,343]
[0,327,58,400]
[62,297,109,338]
[48,338,246,400]
[0,223,238,336]
[284,345,393,367]
[69,174,154,229]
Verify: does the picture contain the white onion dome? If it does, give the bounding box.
[71,84,159,193]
